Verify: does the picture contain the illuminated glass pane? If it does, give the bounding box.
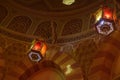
[103,7,113,20]
[95,8,102,22]
[33,41,42,51]
[41,43,47,57]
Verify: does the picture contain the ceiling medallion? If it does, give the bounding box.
[62,0,75,5]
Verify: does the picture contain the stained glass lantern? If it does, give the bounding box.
[94,6,115,35]
[28,39,47,62]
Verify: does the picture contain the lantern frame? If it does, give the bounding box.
[95,18,115,35]
[28,50,43,62]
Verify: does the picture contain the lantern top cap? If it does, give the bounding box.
[35,38,45,42]
[100,4,114,9]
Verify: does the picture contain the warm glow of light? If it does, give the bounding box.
[65,65,72,75]
[62,0,75,5]
[95,8,102,22]
[106,14,110,18]
[103,7,113,20]
[104,13,112,19]
[33,41,42,51]
[41,43,47,57]
[30,40,47,57]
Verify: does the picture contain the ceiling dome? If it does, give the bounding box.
[8,0,104,16]
[0,0,104,44]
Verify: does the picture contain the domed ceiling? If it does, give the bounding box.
[0,0,104,44]
[11,0,102,13]
[1,0,119,80]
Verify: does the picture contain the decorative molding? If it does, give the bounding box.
[57,30,96,44]
[0,27,33,42]
[0,27,96,44]
[7,0,104,17]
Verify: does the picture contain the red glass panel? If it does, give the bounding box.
[103,7,113,20]
[33,41,42,51]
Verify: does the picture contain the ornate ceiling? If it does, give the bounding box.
[0,0,104,44]
[10,0,102,13]
[1,0,120,80]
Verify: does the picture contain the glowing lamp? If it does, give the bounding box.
[95,8,102,22]
[32,41,42,51]
[28,39,47,62]
[94,6,114,23]
[103,7,113,20]
[31,40,47,56]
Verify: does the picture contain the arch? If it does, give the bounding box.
[34,21,54,39]
[7,16,32,33]
[62,19,82,36]
[19,60,65,80]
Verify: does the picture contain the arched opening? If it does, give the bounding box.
[28,68,65,80]
[19,60,65,80]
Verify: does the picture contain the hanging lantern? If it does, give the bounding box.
[94,6,115,35]
[28,39,47,62]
